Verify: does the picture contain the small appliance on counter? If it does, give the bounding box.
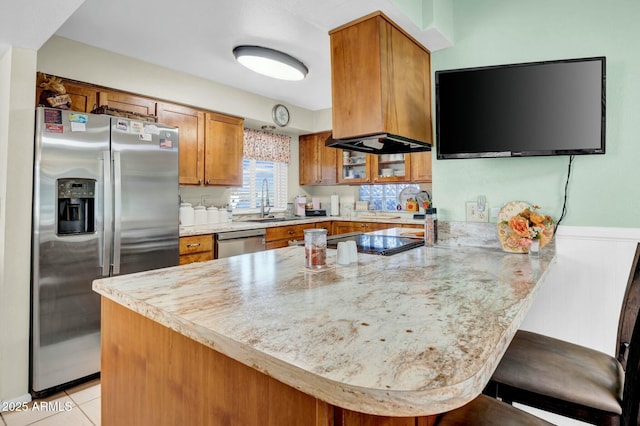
[305,209,326,217]
[294,195,307,216]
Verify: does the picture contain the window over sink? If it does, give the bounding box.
[229,159,288,210]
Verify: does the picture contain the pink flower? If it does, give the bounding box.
[519,238,532,247]
[509,215,531,237]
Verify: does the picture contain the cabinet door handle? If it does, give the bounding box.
[186,243,201,248]
[288,230,295,235]
[205,179,211,185]
[198,179,202,184]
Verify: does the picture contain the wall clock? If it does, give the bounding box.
[272,104,290,127]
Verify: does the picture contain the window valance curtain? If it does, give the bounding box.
[243,128,291,164]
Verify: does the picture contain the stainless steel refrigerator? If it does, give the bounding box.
[31,107,179,396]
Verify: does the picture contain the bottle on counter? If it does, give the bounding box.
[424,208,438,246]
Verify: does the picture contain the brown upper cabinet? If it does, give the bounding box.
[409,151,432,183]
[35,75,245,187]
[97,91,157,117]
[329,11,432,145]
[157,103,206,185]
[159,109,243,187]
[203,112,244,186]
[299,131,336,186]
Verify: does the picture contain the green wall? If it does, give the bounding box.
[431,0,640,227]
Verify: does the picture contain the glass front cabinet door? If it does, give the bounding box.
[338,149,371,184]
[371,153,410,183]
[338,151,412,184]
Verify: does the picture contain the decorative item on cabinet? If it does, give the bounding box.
[36,74,97,113]
[37,74,72,109]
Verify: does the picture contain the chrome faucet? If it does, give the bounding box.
[260,178,271,218]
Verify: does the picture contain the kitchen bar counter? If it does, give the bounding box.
[93,227,556,422]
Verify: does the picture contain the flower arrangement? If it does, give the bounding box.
[497,202,555,253]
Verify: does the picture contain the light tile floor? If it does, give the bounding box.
[0,379,100,426]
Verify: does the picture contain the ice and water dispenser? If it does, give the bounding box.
[57,178,96,235]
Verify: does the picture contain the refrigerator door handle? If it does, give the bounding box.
[113,151,122,275]
[102,150,112,276]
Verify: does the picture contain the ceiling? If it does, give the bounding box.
[1,0,451,111]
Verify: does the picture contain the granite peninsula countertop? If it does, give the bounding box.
[93,227,556,417]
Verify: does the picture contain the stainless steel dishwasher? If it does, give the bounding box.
[215,228,266,258]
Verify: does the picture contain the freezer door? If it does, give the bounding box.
[31,108,110,394]
[110,118,179,275]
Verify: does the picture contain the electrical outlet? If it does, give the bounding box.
[466,201,489,222]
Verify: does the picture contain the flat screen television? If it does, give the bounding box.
[435,57,606,159]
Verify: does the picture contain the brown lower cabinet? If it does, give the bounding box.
[102,298,436,425]
[331,221,395,235]
[265,222,320,250]
[179,235,213,265]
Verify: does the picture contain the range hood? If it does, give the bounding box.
[325,133,431,154]
[328,12,433,156]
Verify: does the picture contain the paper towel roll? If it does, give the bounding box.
[330,195,340,216]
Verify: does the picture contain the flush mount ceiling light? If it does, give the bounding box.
[233,45,308,81]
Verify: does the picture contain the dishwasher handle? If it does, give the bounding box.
[216,228,266,241]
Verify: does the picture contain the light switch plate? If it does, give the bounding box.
[466,201,489,222]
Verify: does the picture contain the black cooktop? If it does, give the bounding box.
[326,232,424,256]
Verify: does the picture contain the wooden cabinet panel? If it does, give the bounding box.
[102,299,435,426]
[97,90,157,116]
[157,103,205,185]
[402,223,423,230]
[179,235,213,265]
[315,221,333,237]
[204,112,244,186]
[410,151,432,183]
[299,131,336,185]
[265,222,317,249]
[36,74,98,113]
[332,221,394,235]
[330,12,432,145]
